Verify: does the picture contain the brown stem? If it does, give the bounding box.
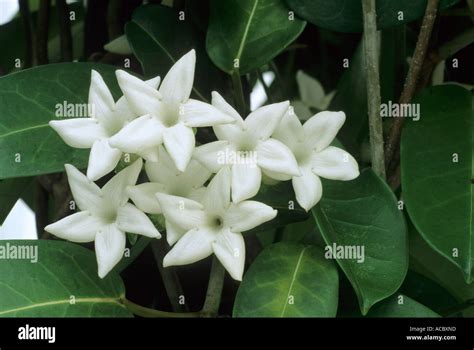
[57,0,73,61]
[36,0,51,65]
[18,0,35,68]
[384,0,440,168]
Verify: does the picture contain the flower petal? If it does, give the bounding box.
[231,163,262,203]
[261,168,292,181]
[311,146,359,180]
[116,70,162,116]
[256,138,300,176]
[102,159,143,209]
[272,110,305,153]
[159,49,195,104]
[137,146,160,162]
[292,167,322,211]
[89,70,115,118]
[146,76,161,89]
[163,122,195,172]
[212,91,244,124]
[180,99,235,127]
[87,139,122,181]
[163,228,215,267]
[303,111,345,152]
[224,200,277,232]
[165,220,186,246]
[193,141,231,173]
[155,193,205,231]
[95,224,126,278]
[145,146,177,183]
[49,119,107,148]
[108,114,165,153]
[65,164,102,212]
[116,203,161,238]
[127,182,166,214]
[296,70,325,110]
[212,229,245,281]
[44,211,104,243]
[245,100,289,140]
[202,167,231,214]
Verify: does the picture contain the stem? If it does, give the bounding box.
[18,0,35,68]
[57,0,73,62]
[201,256,226,317]
[256,68,273,103]
[107,0,123,40]
[438,27,474,60]
[361,0,386,179]
[35,179,49,239]
[271,60,288,99]
[231,72,247,116]
[384,0,440,168]
[122,298,200,318]
[151,240,189,312]
[113,237,152,274]
[36,0,51,65]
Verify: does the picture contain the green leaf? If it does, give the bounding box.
[0,63,121,179]
[234,243,338,317]
[313,169,408,315]
[0,240,132,317]
[206,0,306,75]
[0,177,32,224]
[367,295,440,317]
[401,85,473,282]
[125,4,225,102]
[285,0,460,33]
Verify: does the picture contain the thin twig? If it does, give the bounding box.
[201,256,226,317]
[18,0,35,68]
[36,0,51,65]
[361,0,386,179]
[384,0,440,168]
[57,0,73,61]
[150,240,189,312]
[122,298,200,318]
[231,72,247,116]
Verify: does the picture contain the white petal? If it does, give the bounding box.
[166,220,186,246]
[159,49,195,104]
[202,167,231,214]
[89,70,115,118]
[109,114,165,153]
[127,182,166,214]
[163,228,215,267]
[180,99,235,127]
[137,146,160,162]
[256,139,300,177]
[213,123,245,145]
[102,159,143,209]
[95,224,126,278]
[163,123,195,172]
[245,101,289,140]
[155,193,206,231]
[49,119,107,148]
[272,110,305,152]
[65,164,102,212]
[261,168,292,181]
[193,141,231,173]
[116,203,161,238]
[172,159,212,193]
[212,229,245,281]
[296,70,325,109]
[116,70,163,116]
[188,187,207,202]
[224,201,277,232]
[231,163,262,203]
[44,211,104,243]
[311,146,360,180]
[145,146,177,183]
[87,139,122,181]
[114,96,136,126]
[211,91,244,124]
[303,111,346,152]
[146,76,161,89]
[292,167,322,211]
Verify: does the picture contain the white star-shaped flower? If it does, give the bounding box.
[157,167,277,281]
[45,159,161,278]
[272,110,359,211]
[194,92,300,203]
[50,70,160,181]
[108,50,235,172]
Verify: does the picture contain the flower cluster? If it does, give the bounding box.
[46,50,359,280]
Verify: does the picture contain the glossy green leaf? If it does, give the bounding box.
[368,295,440,317]
[233,243,338,317]
[206,0,306,75]
[0,177,32,224]
[313,169,408,314]
[285,0,460,33]
[0,63,121,179]
[0,240,132,317]
[125,4,225,102]
[401,85,473,282]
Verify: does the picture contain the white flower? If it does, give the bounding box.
[157,167,276,281]
[109,50,235,172]
[194,92,300,203]
[126,146,212,245]
[50,70,160,181]
[272,110,359,211]
[45,159,161,278]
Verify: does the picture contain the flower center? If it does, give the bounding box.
[209,215,224,229]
